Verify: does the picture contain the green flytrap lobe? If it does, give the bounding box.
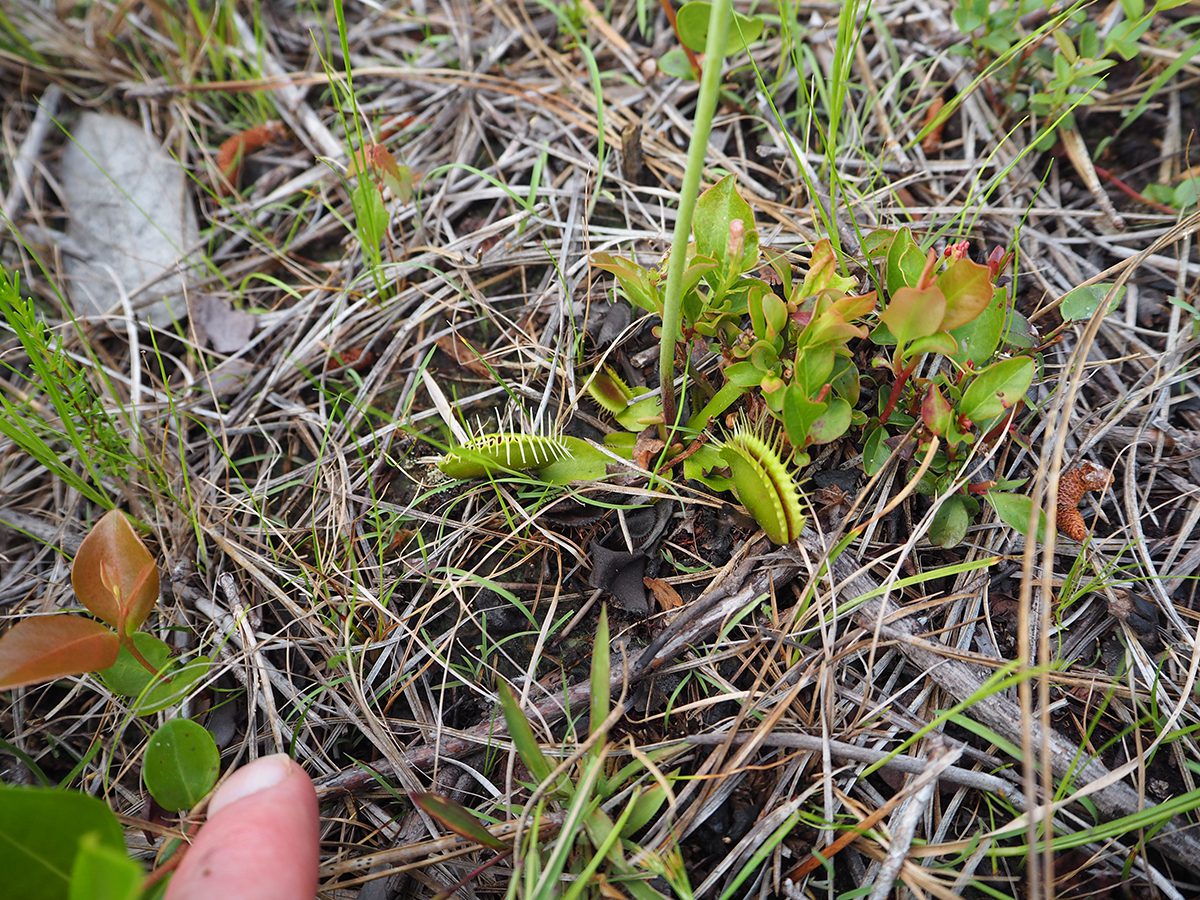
[436,431,611,483]
[719,422,806,545]
[437,432,572,478]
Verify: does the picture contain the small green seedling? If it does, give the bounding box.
[0,509,210,701]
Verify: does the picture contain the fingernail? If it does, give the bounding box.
[208,754,293,815]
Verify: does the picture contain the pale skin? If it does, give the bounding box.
[166,754,320,900]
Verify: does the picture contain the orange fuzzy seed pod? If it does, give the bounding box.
[1056,461,1113,542]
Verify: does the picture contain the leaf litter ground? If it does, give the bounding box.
[1,2,1200,898]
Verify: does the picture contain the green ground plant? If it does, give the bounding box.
[0,510,220,899]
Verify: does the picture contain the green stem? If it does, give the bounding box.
[658,0,732,439]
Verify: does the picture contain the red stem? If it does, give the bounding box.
[880,358,919,425]
[1093,164,1177,215]
[659,0,703,79]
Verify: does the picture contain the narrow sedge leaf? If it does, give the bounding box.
[72,509,159,634]
[0,616,119,690]
[497,682,553,785]
[410,792,506,849]
[590,605,610,745]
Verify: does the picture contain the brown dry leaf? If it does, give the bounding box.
[434,334,491,376]
[644,576,683,611]
[920,96,947,154]
[633,429,666,470]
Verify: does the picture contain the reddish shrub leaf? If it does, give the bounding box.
[0,616,119,689]
[411,792,506,849]
[71,510,159,634]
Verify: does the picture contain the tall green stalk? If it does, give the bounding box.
[658,0,731,436]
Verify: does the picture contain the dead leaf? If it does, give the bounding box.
[434,334,491,376]
[60,112,199,326]
[191,294,257,354]
[644,576,683,611]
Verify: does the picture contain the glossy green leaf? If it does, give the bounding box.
[951,286,1006,364]
[142,719,219,812]
[959,357,1034,422]
[863,426,890,476]
[929,495,970,548]
[937,257,993,330]
[761,291,788,339]
[921,383,953,436]
[880,285,946,348]
[0,786,124,900]
[411,792,506,849]
[793,346,835,396]
[782,384,824,447]
[905,330,958,359]
[99,633,211,715]
[798,239,857,299]
[592,253,662,313]
[693,175,758,278]
[675,1,764,53]
[1061,283,1125,321]
[657,47,697,80]
[884,227,926,294]
[69,833,143,900]
[986,491,1046,541]
[807,398,852,445]
[0,616,119,691]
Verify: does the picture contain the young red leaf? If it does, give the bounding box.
[922,383,954,436]
[411,792,507,849]
[0,616,119,689]
[880,285,946,348]
[71,510,159,634]
[937,257,993,330]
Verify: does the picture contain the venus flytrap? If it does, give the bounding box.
[594,173,1039,546]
